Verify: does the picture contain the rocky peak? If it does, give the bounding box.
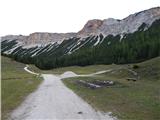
[78,19,103,36]
[79,7,160,36]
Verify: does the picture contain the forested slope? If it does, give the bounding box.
[1,20,160,70]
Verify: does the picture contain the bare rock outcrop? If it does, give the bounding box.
[79,7,160,36]
[24,32,77,45]
[78,19,103,36]
[1,32,77,47]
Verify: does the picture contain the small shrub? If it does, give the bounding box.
[133,65,140,69]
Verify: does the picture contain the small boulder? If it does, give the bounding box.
[78,111,83,114]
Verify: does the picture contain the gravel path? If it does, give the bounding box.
[10,66,116,120]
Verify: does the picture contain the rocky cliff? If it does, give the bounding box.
[79,7,160,36]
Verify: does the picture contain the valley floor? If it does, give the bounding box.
[10,67,115,120]
[2,56,160,120]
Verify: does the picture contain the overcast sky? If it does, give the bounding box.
[0,0,160,36]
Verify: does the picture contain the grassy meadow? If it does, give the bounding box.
[62,57,160,120]
[1,56,41,120]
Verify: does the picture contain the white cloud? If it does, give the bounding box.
[0,0,159,36]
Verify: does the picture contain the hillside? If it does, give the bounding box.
[1,19,160,69]
[1,7,160,70]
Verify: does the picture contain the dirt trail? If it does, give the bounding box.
[60,70,112,79]
[10,66,116,120]
[24,65,39,75]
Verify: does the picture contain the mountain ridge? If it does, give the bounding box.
[1,7,160,47]
[79,7,160,36]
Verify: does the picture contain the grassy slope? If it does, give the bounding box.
[30,64,120,75]
[1,56,41,120]
[62,57,160,120]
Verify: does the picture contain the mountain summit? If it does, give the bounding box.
[79,7,160,36]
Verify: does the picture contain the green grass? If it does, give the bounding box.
[1,56,42,120]
[30,64,119,75]
[62,57,160,120]
[133,57,160,80]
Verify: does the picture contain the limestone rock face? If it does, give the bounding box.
[1,35,26,42]
[24,32,77,45]
[78,19,103,36]
[1,32,77,46]
[79,7,160,36]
